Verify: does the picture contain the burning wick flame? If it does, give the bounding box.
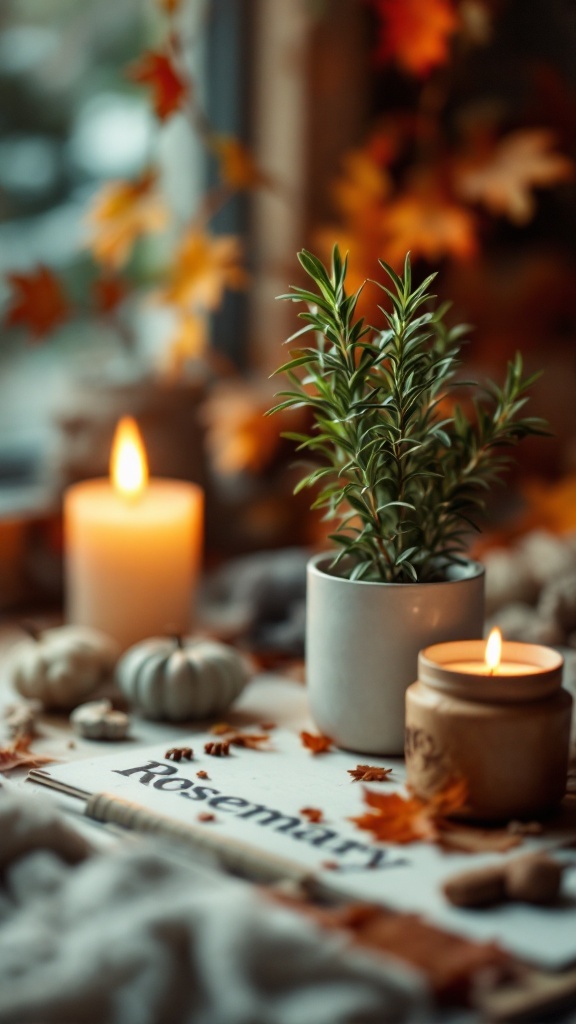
[485,627,502,676]
[110,416,148,500]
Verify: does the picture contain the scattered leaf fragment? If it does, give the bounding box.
[300,731,334,755]
[301,807,324,823]
[227,731,273,751]
[207,724,273,750]
[196,770,209,779]
[348,765,394,783]
[197,812,216,823]
[0,736,56,774]
[259,721,276,731]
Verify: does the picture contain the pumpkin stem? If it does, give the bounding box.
[172,634,185,649]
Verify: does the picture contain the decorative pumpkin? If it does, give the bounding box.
[116,636,250,721]
[70,700,130,740]
[8,625,119,711]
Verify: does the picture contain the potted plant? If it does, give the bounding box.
[270,247,546,754]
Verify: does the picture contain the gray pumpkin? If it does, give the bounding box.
[116,636,250,721]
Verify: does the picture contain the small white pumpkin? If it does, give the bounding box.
[116,636,250,721]
[8,625,119,711]
[70,700,130,740]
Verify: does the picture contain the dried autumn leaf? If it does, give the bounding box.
[212,135,269,191]
[348,765,394,783]
[4,265,70,340]
[300,731,334,755]
[210,722,235,735]
[455,129,573,224]
[128,50,187,121]
[300,807,324,823]
[86,170,169,269]
[0,736,56,774]
[350,778,468,845]
[369,0,460,77]
[157,0,181,12]
[162,229,248,312]
[227,731,273,751]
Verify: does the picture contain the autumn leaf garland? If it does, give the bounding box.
[1,1,264,354]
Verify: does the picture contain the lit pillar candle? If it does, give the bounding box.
[405,630,572,820]
[65,417,203,650]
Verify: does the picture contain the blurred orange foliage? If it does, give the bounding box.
[128,50,187,121]
[369,0,460,76]
[4,266,70,340]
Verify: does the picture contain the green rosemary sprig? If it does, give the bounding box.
[269,246,548,582]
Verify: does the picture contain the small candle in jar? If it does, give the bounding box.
[65,417,203,650]
[405,631,572,820]
[447,630,541,675]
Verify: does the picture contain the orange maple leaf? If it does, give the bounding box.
[348,764,394,782]
[211,135,269,191]
[0,735,56,774]
[300,730,334,755]
[455,129,574,224]
[86,170,169,269]
[369,0,460,77]
[350,778,468,845]
[203,382,287,475]
[332,149,392,225]
[162,229,248,312]
[300,807,324,823]
[128,50,187,121]
[4,265,70,340]
[381,185,478,266]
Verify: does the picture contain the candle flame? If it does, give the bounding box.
[485,627,502,674]
[110,416,148,499]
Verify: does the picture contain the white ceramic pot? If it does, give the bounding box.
[306,553,485,755]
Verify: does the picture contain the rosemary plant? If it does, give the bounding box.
[270,247,547,583]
